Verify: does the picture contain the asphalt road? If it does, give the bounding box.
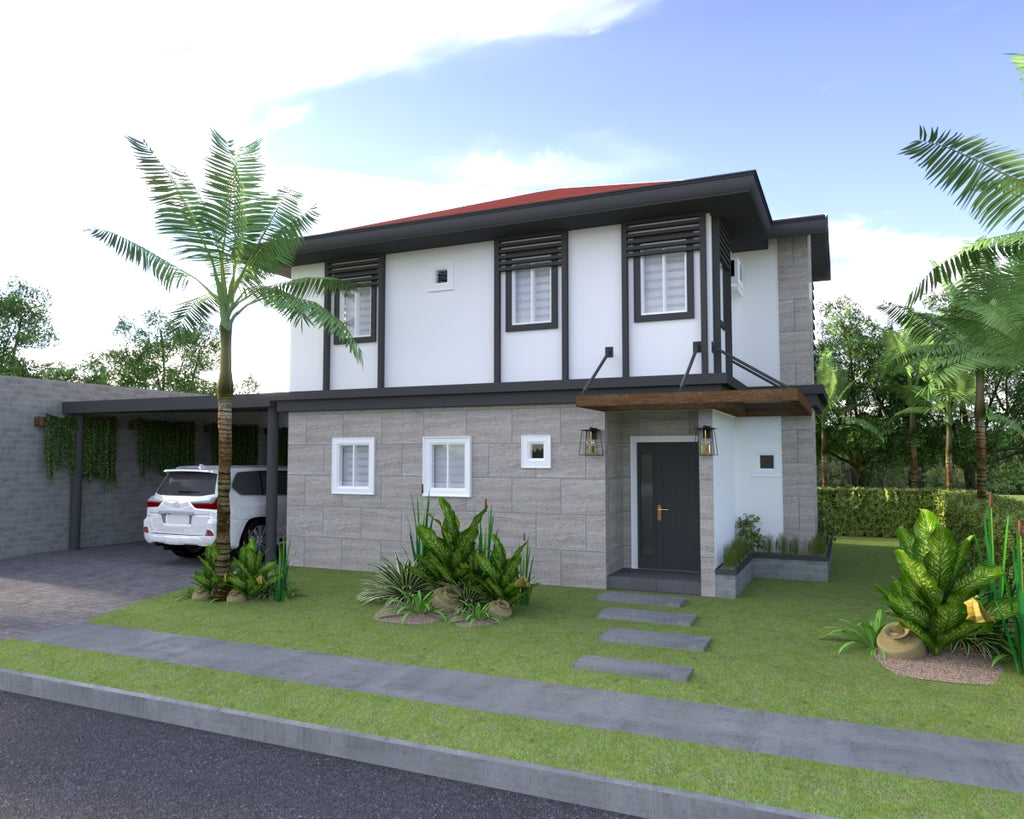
[1,691,628,819]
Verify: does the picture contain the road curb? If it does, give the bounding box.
[0,669,822,819]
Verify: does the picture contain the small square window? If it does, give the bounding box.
[759,454,775,470]
[428,264,454,292]
[752,449,781,477]
[422,436,471,497]
[521,435,552,469]
[332,437,375,494]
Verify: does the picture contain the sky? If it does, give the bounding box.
[3,0,1022,392]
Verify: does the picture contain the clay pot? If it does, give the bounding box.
[226,589,249,604]
[432,585,461,614]
[192,588,211,601]
[488,599,512,620]
[876,622,927,659]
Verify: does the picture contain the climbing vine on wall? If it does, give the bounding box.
[210,424,260,465]
[137,420,196,475]
[83,417,118,485]
[43,414,118,485]
[44,414,77,481]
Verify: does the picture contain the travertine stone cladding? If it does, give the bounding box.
[286,404,609,588]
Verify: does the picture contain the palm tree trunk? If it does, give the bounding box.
[908,411,919,488]
[215,325,234,579]
[975,368,987,498]
[820,423,828,487]
[945,419,953,491]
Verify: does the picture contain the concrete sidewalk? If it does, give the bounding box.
[4,622,1024,816]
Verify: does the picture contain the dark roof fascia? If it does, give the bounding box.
[292,172,777,266]
[770,214,831,282]
[61,392,294,416]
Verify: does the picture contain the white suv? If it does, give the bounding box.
[143,465,286,558]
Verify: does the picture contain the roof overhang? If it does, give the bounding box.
[293,172,777,262]
[576,387,816,417]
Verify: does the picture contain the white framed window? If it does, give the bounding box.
[331,437,375,494]
[422,436,471,497]
[341,286,373,339]
[428,264,454,292]
[511,267,553,326]
[639,252,688,316]
[520,434,552,469]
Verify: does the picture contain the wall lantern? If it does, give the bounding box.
[579,427,604,456]
[697,425,718,456]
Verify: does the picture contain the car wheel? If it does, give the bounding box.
[241,519,268,554]
[169,546,202,559]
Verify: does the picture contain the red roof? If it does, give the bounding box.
[356,182,669,229]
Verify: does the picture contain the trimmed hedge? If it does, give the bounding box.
[819,487,1024,545]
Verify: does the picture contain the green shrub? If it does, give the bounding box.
[227,538,276,600]
[356,557,432,606]
[721,538,751,569]
[877,509,1006,655]
[192,545,224,593]
[822,609,886,656]
[819,487,1024,545]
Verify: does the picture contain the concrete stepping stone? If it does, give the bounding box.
[599,627,710,652]
[574,655,693,682]
[596,591,686,607]
[598,607,698,627]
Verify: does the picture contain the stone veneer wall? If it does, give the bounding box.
[777,236,819,545]
[0,375,208,560]
[286,404,611,588]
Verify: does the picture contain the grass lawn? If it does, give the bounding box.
[1,538,1021,817]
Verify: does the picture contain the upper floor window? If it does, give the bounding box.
[329,257,382,343]
[499,234,564,331]
[626,216,700,323]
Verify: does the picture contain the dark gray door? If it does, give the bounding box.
[637,442,700,571]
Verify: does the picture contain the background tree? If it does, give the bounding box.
[81,310,218,393]
[90,131,360,575]
[0,278,58,377]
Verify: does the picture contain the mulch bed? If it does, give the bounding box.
[877,648,1004,685]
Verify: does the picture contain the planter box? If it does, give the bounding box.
[715,540,832,599]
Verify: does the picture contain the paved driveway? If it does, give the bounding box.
[0,543,195,640]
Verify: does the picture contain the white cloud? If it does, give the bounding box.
[815,217,968,325]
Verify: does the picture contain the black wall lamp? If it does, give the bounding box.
[698,425,718,456]
[579,427,604,456]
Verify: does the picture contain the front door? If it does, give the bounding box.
[637,442,700,571]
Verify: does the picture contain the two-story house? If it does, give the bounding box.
[283,172,828,597]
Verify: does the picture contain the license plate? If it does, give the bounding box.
[165,514,191,526]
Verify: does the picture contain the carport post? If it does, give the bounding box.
[265,402,279,561]
[68,415,83,550]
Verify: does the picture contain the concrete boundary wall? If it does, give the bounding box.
[0,376,204,561]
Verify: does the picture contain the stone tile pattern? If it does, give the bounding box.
[0,376,210,560]
[287,404,614,588]
[776,237,819,546]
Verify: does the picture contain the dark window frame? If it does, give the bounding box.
[498,234,565,333]
[328,257,381,344]
[625,216,700,324]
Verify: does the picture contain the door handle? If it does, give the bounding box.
[657,504,670,522]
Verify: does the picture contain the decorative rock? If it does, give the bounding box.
[488,599,512,620]
[876,622,927,659]
[192,588,210,602]
[226,589,248,604]
[432,585,461,614]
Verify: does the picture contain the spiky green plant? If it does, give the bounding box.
[356,557,432,606]
[877,509,1006,655]
[822,609,887,656]
[192,544,224,593]
[387,590,436,623]
[977,502,1024,672]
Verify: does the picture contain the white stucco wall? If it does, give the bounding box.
[730,244,781,384]
[384,242,494,387]
[567,226,623,380]
[289,263,327,392]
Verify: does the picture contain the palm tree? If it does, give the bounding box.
[91,131,360,576]
[902,53,1024,301]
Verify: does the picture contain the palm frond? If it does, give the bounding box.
[86,229,192,291]
[901,128,1024,233]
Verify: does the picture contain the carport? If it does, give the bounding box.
[60,392,290,553]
